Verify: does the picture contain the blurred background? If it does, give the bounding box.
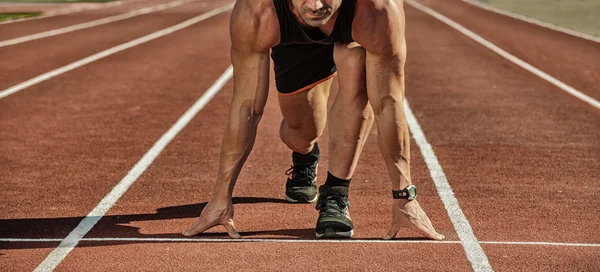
[466,0,600,38]
[1,0,600,39]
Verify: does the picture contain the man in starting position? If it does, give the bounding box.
[183,0,444,240]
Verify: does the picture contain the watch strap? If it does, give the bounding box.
[392,185,417,200]
[392,190,409,199]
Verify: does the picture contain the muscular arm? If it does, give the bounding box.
[183,1,279,237]
[214,48,270,197]
[212,0,279,198]
[353,0,444,240]
[355,0,410,191]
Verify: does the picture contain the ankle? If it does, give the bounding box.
[292,143,320,164]
[324,172,351,188]
[296,142,319,155]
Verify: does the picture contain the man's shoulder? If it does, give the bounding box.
[233,0,275,16]
[354,0,403,23]
[231,0,279,51]
[353,0,405,53]
[355,0,397,9]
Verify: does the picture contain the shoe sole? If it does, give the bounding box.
[286,194,318,204]
[315,228,354,238]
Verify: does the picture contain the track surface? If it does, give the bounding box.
[1,0,598,271]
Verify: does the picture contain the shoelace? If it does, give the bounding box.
[285,163,316,185]
[315,195,348,216]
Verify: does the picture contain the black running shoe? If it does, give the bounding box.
[285,148,319,203]
[315,185,353,238]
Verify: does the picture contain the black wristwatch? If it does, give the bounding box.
[392,185,417,200]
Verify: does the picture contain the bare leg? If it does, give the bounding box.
[311,43,374,238]
[328,42,374,180]
[278,79,332,203]
[278,79,332,154]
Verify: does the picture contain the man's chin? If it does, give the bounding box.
[303,18,327,27]
[302,14,331,27]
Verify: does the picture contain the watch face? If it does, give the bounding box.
[407,185,417,200]
[393,185,417,200]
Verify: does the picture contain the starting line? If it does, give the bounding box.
[2,238,599,247]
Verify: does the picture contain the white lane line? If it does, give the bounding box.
[0,2,234,100]
[3,238,599,247]
[405,0,600,110]
[0,0,195,48]
[461,0,600,44]
[480,241,600,247]
[81,238,458,244]
[404,100,493,272]
[33,66,234,272]
[0,0,146,26]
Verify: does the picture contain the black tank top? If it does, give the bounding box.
[272,0,356,45]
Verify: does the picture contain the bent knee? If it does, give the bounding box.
[372,95,403,116]
[282,119,322,139]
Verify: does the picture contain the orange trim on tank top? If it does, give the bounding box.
[278,72,337,97]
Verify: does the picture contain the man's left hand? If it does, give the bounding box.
[383,199,445,240]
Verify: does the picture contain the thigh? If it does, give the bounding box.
[272,43,336,130]
[333,42,368,102]
[277,78,333,131]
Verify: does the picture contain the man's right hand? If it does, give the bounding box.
[182,198,241,239]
